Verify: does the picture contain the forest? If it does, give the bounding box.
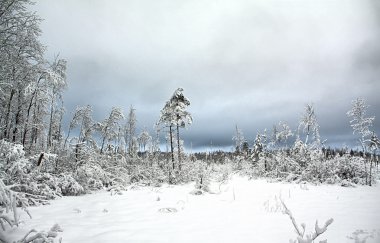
[1,1,380,242]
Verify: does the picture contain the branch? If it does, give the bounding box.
[281,199,333,243]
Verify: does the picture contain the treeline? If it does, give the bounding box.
[227,100,379,186]
[0,0,67,154]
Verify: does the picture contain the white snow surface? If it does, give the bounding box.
[6,176,380,242]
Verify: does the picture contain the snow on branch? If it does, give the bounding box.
[280,199,333,243]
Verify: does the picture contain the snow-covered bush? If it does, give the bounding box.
[14,223,63,243]
[58,173,84,196]
[291,140,310,168]
[143,160,166,186]
[0,180,31,242]
[193,160,211,192]
[1,141,58,205]
[0,140,25,164]
[76,163,109,190]
[333,155,369,185]
[38,153,58,173]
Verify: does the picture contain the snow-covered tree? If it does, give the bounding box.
[252,130,268,165]
[125,105,137,156]
[276,121,293,150]
[271,122,293,149]
[151,124,161,154]
[368,131,379,186]
[368,131,380,153]
[46,58,67,150]
[0,0,44,146]
[347,98,375,153]
[97,107,124,154]
[298,103,320,147]
[232,125,245,155]
[347,98,375,185]
[138,128,152,153]
[158,88,192,173]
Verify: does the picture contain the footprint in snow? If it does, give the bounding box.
[73,208,81,213]
[158,207,178,213]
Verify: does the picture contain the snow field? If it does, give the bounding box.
[6,176,380,242]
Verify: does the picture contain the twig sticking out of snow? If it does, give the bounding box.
[280,199,333,243]
[20,223,63,243]
[264,195,284,213]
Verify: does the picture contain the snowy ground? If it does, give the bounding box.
[6,176,380,243]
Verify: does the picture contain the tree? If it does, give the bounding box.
[347,98,375,185]
[125,105,137,156]
[0,0,45,147]
[97,107,124,154]
[347,98,375,152]
[64,105,94,149]
[368,131,379,186]
[158,88,192,178]
[298,103,320,147]
[232,125,245,155]
[276,121,293,150]
[138,127,152,153]
[46,58,67,150]
[242,141,250,156]
[170,88,192,170]
[252,132,266,160]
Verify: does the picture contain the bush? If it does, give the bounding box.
[58,173,84,196]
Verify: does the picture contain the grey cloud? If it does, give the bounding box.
[34,0,380,150]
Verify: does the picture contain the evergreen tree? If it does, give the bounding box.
[158,88,192,181]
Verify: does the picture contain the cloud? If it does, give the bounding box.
[33,0,380,149]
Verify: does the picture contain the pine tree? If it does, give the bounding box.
[158,88,192,181]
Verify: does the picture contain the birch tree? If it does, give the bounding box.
[347,98,374,152]
[298,103,320,148]
[347,98,375,185]
[125,105,137,156]
[97,107,124,154]
[0,0,45,145]
[138,128,152,153]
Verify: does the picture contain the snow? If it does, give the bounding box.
[6,176,380,242]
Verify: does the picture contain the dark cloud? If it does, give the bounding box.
[33,0,380,151]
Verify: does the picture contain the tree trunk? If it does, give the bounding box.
[57,104,64,151]
[12,90,23,143]
[29,102,40,152]
[63,127,72,149]
[369,156,373,186]
[177,124,181,171]
[100,136,106,154]
[3,89,15,140]
[22,76,42,147]
[305,125,310,145]
[169,125,174,170]
[47,95,55,149]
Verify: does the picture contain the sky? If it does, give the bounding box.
[32,0,380,151]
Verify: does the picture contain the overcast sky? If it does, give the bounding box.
[33,0,380,151]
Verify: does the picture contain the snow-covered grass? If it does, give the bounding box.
[6,176,380,243]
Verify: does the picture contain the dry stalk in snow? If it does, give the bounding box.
[280,199,333,243]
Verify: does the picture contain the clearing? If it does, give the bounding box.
[6,176,380,242]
